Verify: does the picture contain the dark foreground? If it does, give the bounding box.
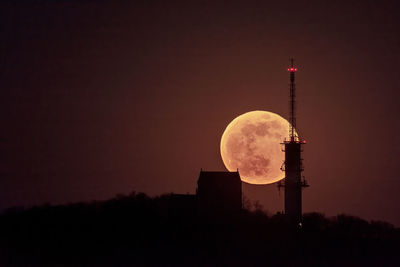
[0,192,399,266]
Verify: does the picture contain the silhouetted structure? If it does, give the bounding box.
[197,170,242,216]
[278,59,309,225]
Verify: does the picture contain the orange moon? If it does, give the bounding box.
[220,110,296,185]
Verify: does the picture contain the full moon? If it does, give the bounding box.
[220,110,296,185]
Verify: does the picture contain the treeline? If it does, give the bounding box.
[0,192,398,266]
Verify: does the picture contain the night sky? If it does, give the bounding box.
[1,0,399,225]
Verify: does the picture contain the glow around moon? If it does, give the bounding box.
[220,110,296,185]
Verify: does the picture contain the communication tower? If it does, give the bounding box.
[278,59,309,225]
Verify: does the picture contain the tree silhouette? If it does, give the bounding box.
[0,192,398,265]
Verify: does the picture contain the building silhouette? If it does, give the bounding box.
[196,170,242,216]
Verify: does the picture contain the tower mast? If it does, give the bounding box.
[278,59,309,226]
[289,58,297,141]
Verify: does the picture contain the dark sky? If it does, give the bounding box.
[1,0,399,225]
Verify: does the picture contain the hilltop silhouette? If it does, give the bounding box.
[0,191,398,266]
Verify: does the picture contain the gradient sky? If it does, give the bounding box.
[1,0,399,225]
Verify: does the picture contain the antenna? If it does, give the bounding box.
[279,59,309,225]
[287,58,298,142]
